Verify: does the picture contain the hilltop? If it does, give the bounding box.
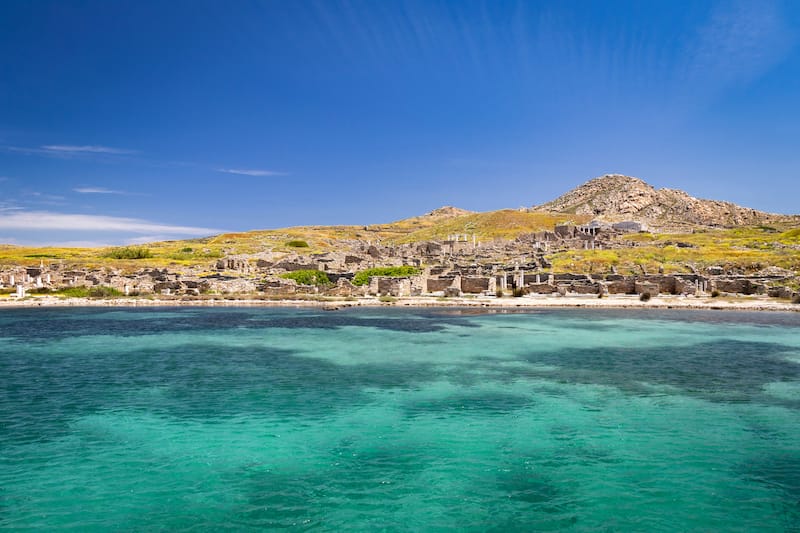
[535,174,790,230]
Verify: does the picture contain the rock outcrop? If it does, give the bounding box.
[535,174,790,230]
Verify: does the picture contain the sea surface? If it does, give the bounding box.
[1,307,799,531]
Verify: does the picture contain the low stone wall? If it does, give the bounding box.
[635,282,660,296]
[427,278,455,293]
[570,282,601,295]
[607,280,636,294]
[461,276,490,294]
[641,275,677,295]
[372,277,411,297]
[713,278,766,295]
[527,283,558,294]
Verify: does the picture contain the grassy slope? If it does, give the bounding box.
[549,226,800,275]
[1,212,798,275]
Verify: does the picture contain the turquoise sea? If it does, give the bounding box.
[1,307,799,531]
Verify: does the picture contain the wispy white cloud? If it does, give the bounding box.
[0,211,220,236]
[4,144,138,158]
[216,168,286,177]
[41,145,137,155]
[73,186,135,195]
[0,236,119,247]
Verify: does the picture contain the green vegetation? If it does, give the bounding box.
[280,269,330,286]
[378,295,397,303]
[792,294,800,304]
[104,246,152,259]
[50,286,124,298]
[639,292,651,302]
[54,287,90,297]
[711,290,721,298]
[88,286,124,297]
[352,266,420,286]
[167,249,223,261]
[549,225,800,275]
[286,240,310,248]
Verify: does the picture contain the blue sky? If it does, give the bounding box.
[1,0,799,245]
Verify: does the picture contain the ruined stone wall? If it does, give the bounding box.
[570,282,601,294]
[635,282,660,296]
[527,283,558,294]
[606,280,636,294]
[461,276,490,294]
[713,278,766,295]
[427,278,455,293]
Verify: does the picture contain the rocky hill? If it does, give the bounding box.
[423,206,474,218]
[534,174,790,230]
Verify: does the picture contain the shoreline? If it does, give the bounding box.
[1,294,798,313]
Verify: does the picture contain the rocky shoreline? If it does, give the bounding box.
[2,294,798,313]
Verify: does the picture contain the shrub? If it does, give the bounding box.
[56,286,90,298]
[711,290,721,298]
[792,294,800,304]
[286,240,309,248]
[280,270,330,286]
[512,287,526,297]
[639,292,651,302]
[105,246,152,259]
[30,287,53,294]
[378,295,397,303]
[495,289,504,298]
[168,249,223,261]
[352,266,420,286]
[55,285,122,298]
[88,286,123,297]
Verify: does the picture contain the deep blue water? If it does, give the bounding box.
[1,307,799,531]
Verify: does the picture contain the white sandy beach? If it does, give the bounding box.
[1,294,798,312]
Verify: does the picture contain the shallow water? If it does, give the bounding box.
[1,307,799,531]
